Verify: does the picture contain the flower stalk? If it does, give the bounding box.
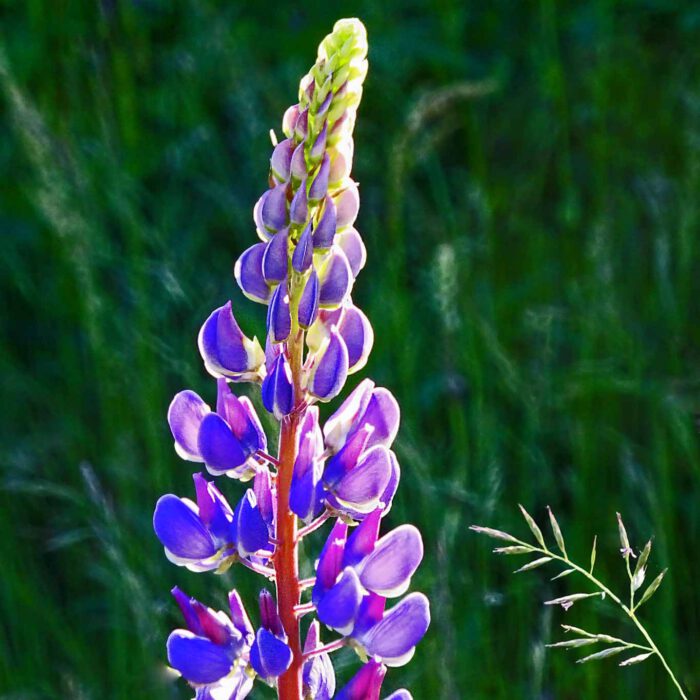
[152,18,430,700]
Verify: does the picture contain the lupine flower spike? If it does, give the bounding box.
[154,18,429,700]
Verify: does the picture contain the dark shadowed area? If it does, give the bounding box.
[1,2,699,698]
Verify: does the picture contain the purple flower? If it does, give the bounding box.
[261,351,294,419]
[289,407,326,522]
[335,659,386,700]
[249,590,293,683]
[302,620,336,700]
[307,327,349,402]
[168,379,266,479]
[153,474,270,572]
[167,587,254,695]
[198,302,266,381]
[323,379,400,455]
[351,592,431,667]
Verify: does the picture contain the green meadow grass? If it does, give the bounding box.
[1,2,699,698]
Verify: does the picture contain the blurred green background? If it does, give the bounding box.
[1,1,699,698]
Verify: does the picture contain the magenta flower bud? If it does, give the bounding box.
[262,352,294,419]
[198,301,266,381]
[260,183,288,232]
[289,181,309,225]
[270,138,295,182]
[234,242,272,304]
[308,326,349,401]
[266,282,291,343]
[309,152,330,201]
[336,659,386,700]
[292,222,314,273]
[336,227,366,277]
[318,247,353,308]
[314,195,337,249]
[291,142,307,182]
[262,228,289,284]
[342,508,382,567]
[298,269,320,329]
[334,180,360,228]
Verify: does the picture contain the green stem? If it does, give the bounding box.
[512,538,688,699]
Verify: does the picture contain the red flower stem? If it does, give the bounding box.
[275,299,305,700]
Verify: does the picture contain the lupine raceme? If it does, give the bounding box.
[153,18,430,700]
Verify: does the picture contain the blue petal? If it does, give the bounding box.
[249,628,293,680]
[292,222,314,273]
[153,495,217,560]
[216,379,264,455]
[262,229,289,284]
[198,302,257,377]
[289,181,308,225]
[336,228,366,277]
[193,473,234,543]
[168,390,209,461]
[317,567,363,635]
[198,413,247,473]
[318,248,353,308]
[233,490,270,557]
[298,269,320,329]
[363,593,430,667]
[338,304,373,373]
[333,445,392,512]
[323,426,372,489]
[270,138,294,182]
[266,282,291,343]
[309,122,327,162]
[384,691,413,700]
[309,153,330,201]
[261,184,288,232]
[308,328,349,402]
[261,353,294,420]
[357,525,423,597]
[167,631,233,684]
[234,243,272,304]
[313,196,337,249]
[290,142,307,181]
